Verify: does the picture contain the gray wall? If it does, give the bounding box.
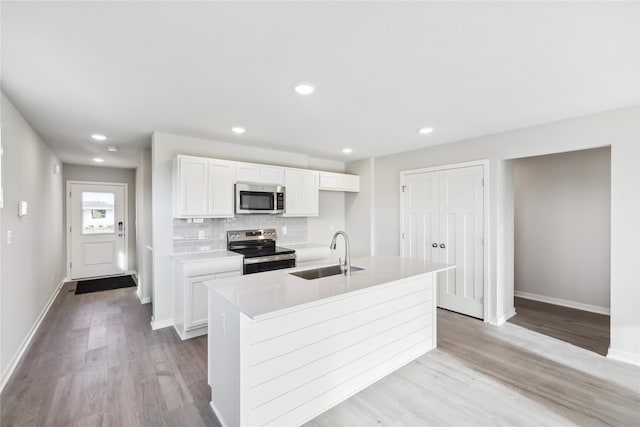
[345,106,639,362]
[63,164,137,273]
[1,93,65,387]
[514,147,611,310]
[345,158,373,258]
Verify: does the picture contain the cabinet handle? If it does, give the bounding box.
[432,243,438,248]
[440,243,446,249]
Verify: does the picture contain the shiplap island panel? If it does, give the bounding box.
[205,256,454,427]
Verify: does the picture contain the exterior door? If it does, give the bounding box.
[401,165,484,319]
[69,182,127,279]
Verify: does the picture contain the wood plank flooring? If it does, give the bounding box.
[0,282,219,427]
[1,283,638,426]
[508,296,610,355]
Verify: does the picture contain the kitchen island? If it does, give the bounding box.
[205,256,454,427]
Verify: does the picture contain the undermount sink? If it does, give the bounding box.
[290,264,364,280]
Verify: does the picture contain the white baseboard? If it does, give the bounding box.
[514,291,610,315]
[0,278,66,393]
[150,317,173,330]
[173,324,207,340]
[489,307,517,325]
[210,401,229,427]
[136,288,151,304]
[607,347,640,367]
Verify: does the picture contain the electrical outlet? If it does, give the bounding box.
[198,230,206,240]
[282,226,287,235]
[7,230,11,245]
[221,313,227,335]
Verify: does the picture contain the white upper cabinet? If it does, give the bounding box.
[319,171,360,192]
[174,156,209,217]
[208,159,236,217]
[236,162,285,185]
[173,155,235,218]
[284,168,319,217]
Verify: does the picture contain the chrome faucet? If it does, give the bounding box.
[329,231,351,275]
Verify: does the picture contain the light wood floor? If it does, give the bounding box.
[1,283,639,426]
[508,296,610,355]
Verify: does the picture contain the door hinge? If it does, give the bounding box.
[401,233,405,239]
[482,179,484,186]
[69,262,72,268]
[70,191,72,197]
[401,185,407,192]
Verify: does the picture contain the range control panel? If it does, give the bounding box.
[227,229,278,242]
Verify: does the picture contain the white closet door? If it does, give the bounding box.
[401,165,484,319]
[401,171,439,263]
[437,166,484,318]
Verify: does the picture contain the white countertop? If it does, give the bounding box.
[205,256,454,319]
[172,250,242,263]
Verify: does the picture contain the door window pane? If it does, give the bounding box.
[82,192,115,234]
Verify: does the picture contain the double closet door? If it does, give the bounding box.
[401,165,484,319]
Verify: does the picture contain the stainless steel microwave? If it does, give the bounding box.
[235,182,285,214]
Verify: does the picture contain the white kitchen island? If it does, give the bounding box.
[204,256,454,427]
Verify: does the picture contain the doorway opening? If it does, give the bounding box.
[507,147,611,355]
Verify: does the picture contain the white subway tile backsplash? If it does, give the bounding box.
[173,215,307,253]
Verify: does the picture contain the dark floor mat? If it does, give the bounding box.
[75,275,136,294]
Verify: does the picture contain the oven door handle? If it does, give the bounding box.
[243,254,296,264]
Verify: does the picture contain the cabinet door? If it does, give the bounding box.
[236,162,284,185]
[301,170,319,216]
[236,163,261,182]
[284,169,302,215]
[209,160,235,217]
[319,172,360,192]
[186,274,216,331]
[259,166,285,185]
[284,169,318,216]
[176,157,209,217]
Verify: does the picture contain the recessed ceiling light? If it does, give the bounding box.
[107,145,118,152]
[342,148,353,154]
[418,127,434,135]
[232,127,246,134]
[294,83,315,95]
[93,158,104,163]
[91,134,107,141]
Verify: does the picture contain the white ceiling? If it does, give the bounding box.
[2,1,638,168]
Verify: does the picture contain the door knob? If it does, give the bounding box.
[432,243,438,248]
[440,243,446,249]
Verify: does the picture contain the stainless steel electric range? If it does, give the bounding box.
[227,229,296,275]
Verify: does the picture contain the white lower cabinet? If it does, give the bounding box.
[173,255,242,339]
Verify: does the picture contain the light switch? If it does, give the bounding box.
[18,201,28,217]
[7,230,11,245]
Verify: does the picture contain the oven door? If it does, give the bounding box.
[243,254,296,274]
